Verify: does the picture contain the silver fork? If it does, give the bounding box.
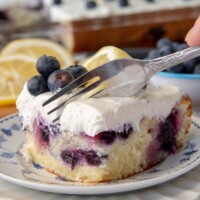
[43,47,200,122]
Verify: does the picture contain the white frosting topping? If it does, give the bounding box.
[16,84,70,131]
[60,84,183,136]
[16,83,184,137]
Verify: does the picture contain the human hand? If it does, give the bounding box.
[185,16,200,46]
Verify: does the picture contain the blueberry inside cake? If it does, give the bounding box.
[16,55,192,183]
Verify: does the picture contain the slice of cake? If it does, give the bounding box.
[16,53,192,183]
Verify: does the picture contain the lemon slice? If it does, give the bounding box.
[0,55,37,106]
[82,46,132,71]
[1,38,74,67]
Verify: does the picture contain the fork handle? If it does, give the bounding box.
[144,47,200,74]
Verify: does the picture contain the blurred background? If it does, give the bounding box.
[0,0,200,117]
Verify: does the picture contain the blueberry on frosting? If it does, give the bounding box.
[86,0,97,9]
[119,0,129,7]
[145,0,155,3]
[47,69,74,92]
[27,75,49,96]
[53,0,62,5]
[36,55,61,78]
[65,64,87,79]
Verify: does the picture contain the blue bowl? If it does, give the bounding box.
[158,72,200,79]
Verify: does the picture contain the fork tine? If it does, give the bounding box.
[52,82,108,123]
[47,79,102,115]
[42,72,94,106]
[52,116,60,123]
[47,101,66,115]
[42,59,129,107]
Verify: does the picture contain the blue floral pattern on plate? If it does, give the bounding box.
[0,114,200,195]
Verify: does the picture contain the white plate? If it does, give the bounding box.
[0,114,200,195]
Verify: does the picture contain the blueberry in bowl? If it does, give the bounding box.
[149,37,200,112]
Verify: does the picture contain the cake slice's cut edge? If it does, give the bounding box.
[20,95,192,183]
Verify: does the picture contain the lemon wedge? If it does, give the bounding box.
[0,55,37,106]
[1,38,74,67]
[82,46,132,71]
